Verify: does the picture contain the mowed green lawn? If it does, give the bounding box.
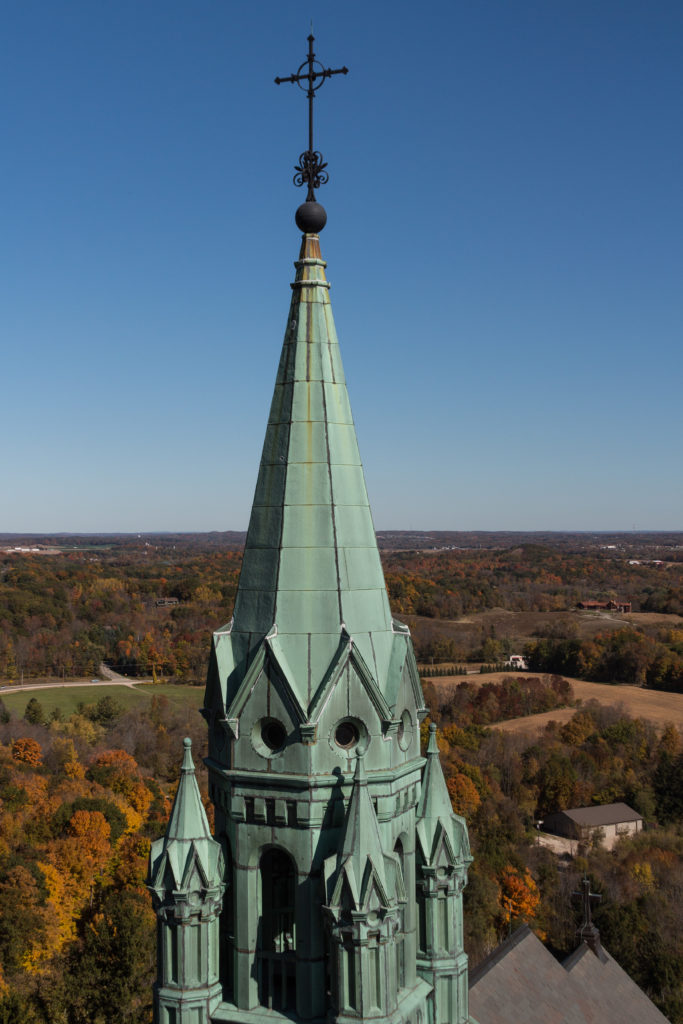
[0,683,205,719]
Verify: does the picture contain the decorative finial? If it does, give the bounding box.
[275,35,348,232]
[181,736,194,772]
[427,722,440,756]
[354,747,367,784]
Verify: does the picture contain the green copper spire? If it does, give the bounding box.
[208,232,421,722]
[153,41,472,1023]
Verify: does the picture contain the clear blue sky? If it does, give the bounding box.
[2,1,681,532]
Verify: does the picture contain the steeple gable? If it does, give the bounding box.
[329,752,402,912]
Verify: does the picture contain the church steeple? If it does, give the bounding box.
[201,214,428,1020]
[151,35,471,1024]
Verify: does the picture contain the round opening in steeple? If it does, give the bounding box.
[252,717,288,758]
[335,720,359,749]
[331,717,369,756]
[397,709,412,751]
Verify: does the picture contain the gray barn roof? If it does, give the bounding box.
[559,803,642,827]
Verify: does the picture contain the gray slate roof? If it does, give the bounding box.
[557,803,642,827]
[468,925,669,1024]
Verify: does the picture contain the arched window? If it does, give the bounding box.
[416,852,427,956]
[394,838,406,989]
[220,840,234,1000]
[258,848,297,1011]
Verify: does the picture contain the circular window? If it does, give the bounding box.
[397,709,412,751]
[331,717,369,756]
[335,720,360,749]
[252,717,287,758]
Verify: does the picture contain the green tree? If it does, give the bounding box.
[50,889,155,1024]
[23,697,44,726]
[536,751,577,816]
[0,866,45,971]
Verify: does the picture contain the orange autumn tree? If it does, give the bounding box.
[46,809,113,918]
[499,864,540,925]
[11,737,43,767]
[65,809,112,887]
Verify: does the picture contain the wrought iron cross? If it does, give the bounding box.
[275,35,348,201]
[573,876,601,932]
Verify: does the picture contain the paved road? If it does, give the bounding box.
[0,664,151,694]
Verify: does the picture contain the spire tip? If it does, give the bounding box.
[427,723,440,756]
[181,737,195,771]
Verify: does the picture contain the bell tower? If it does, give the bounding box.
[150,34,472,1024]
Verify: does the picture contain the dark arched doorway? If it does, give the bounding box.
[258,848,297,1011]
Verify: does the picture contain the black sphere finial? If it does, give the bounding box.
[295,200,327,234]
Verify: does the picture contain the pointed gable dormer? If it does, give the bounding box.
[330,752,401,912]
[147,739,224,1024]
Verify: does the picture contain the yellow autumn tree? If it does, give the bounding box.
[32,860,79,963]
[114,834,152,889]
[48,809,113,913]
[447,773,481,820]
[51,736,85,779]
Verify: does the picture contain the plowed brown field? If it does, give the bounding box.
[431,672,683,734]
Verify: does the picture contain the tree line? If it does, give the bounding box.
[422,679,683,1020]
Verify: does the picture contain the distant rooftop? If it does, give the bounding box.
[558,803,642,827]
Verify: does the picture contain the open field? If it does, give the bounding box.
[408,607,683,655]
[0,683,205,719]
[431,671,683,732]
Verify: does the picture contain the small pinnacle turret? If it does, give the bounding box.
[415,724,472,1024]
[147,739,225,1024]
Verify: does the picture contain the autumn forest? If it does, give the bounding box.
[0,531,681,1022]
